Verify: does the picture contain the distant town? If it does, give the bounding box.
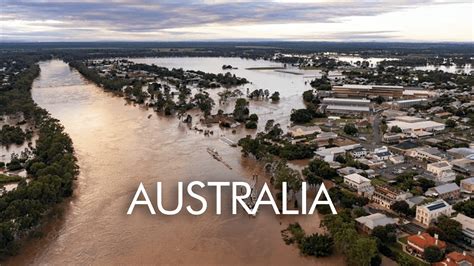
[0,42,473,265]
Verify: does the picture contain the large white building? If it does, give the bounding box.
[387,116,445,134]
[426,161,457,183]
[344,173,374,196]
[315,144,361,162]
[322,98,372,115]
[356,213,398,233]
[452,213,474,245]
[416,199,453,226]
[408,147,446,162]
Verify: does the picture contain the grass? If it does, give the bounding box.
[370,177,387,186]
[0,174,22,184]
[398,236,408,245]
[389,242,429,266]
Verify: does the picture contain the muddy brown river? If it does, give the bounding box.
[6,59,346,265]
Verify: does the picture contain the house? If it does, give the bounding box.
[344,173,374,196]
[407,232,446,256]
[409,147,447,162]
[390,140,419,155]
[427,161,452,176]
[416,199,453,226]
[350,147,368,158]
[452,214,474,246]
[447,147,474,159]
[435,251,474,266]
[373,146,391,161]
[425,183,460,200]
[355,213,398,233]
[371,185,413,209]
[427,161,457,182]
[382,133,403,144]
[460,177,474,194]
[452,156,474,176]
[390,155,405,165]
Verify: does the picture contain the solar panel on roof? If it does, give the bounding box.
[427,202,446,211]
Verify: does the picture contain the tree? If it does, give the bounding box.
[310,75,331,90]
[290,109,313,124]
[455,175,465,185]
[423,246,443,263]
[245,120,257,129]
[270,91,280,102]
[281,223,305,245]
[249,113,259,122]
[348,237,378,266]
[233,98,249,122]
[343,123,358,136]
[453,199,474,218]
[352,207,368,218]
[303,159,338,180]
[302,90,315,103]
[391,201,411,217]
[390,125,402,133]
[298,234,334,257]
[445,119,457,128]
[371,225,396,244]
[193,92,215,117]
[374,96,385,105]
[380,123,388,134]
[264,120,274,132]
[436,215,463,242]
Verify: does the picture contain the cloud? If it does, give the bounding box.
[1,0,472,41]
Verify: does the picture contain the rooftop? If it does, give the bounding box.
[355,213,398,230]
[394,140,419,150]
[322,97,371,104]
[344,173,370,184]
[337,84,404,90]
[326,105,370,112]
[429,161,451,168]
[447,147,474,158]
[452,213,474,231]
[425,183,459,196]
[461,177,474,185]
[407,232,447,250]
[434,251,474,266]
[419,199,451,212]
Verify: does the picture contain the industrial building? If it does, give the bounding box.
[322,97,372,115]
[387,116,445,133]
[332,84,404,99]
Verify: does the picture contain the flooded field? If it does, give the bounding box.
[7,59,345,265]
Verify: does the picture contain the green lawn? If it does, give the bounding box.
[389,242,429,266]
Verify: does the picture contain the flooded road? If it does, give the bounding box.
[7,60,344,265]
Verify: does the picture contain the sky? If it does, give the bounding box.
[1,0,473,42]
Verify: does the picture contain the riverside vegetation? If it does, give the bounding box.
[0,54,78,257]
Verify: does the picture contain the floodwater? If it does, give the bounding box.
[7,59,345,265]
